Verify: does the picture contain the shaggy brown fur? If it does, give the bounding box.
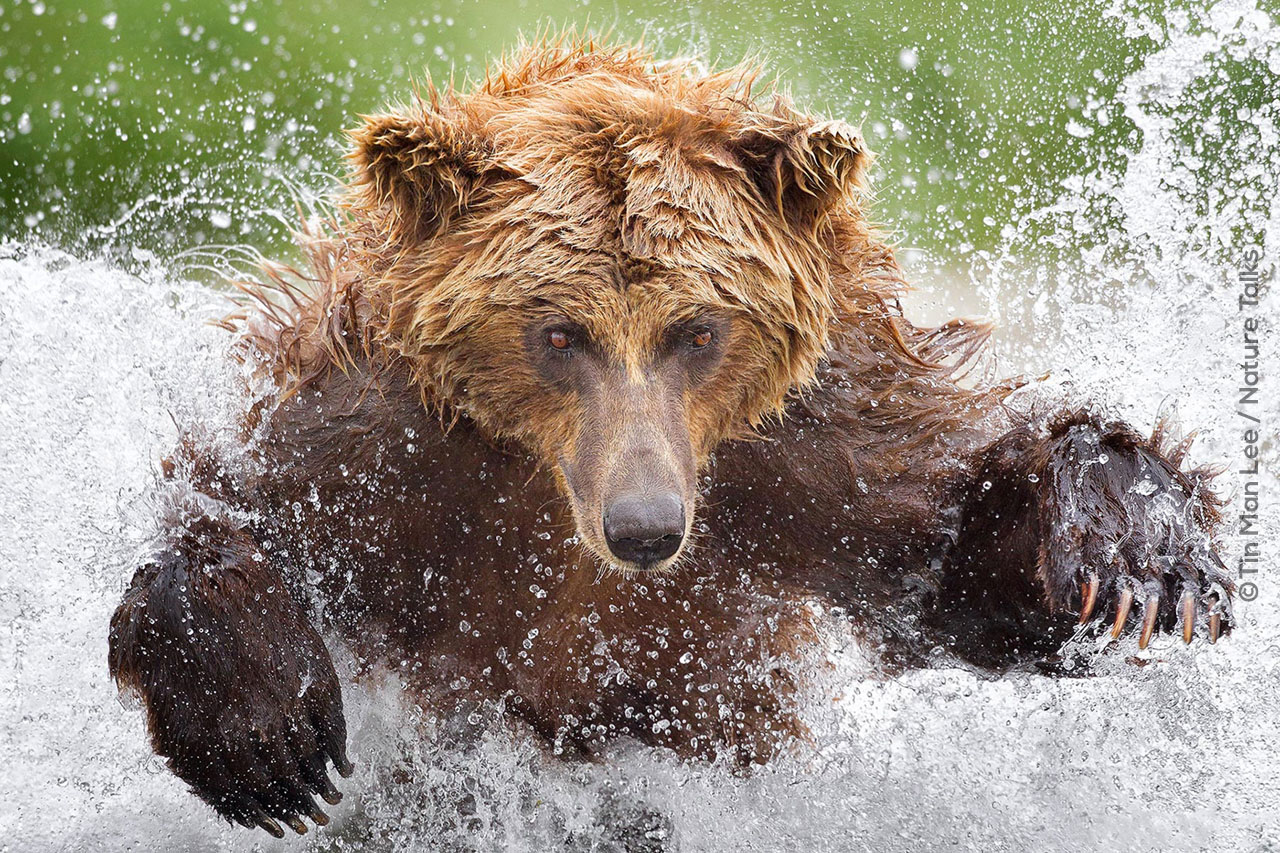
[109,35,1234,838]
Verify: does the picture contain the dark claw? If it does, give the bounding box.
[300,750,341,804]
[1209,610,1222,643]
[1111,587,1134,639]
[318,776,343,805]
[253,810,285,839]
[308,804,330,827]
[1079,573,1099,625]
[1180,590,1195,644]
[284,815,308,835]
[317,711,351,778]
[289,790,325,825]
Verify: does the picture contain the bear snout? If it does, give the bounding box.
[602,492,686,569]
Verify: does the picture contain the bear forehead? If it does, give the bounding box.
[464,170,798,326]
[462,150,796,319]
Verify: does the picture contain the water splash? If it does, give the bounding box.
[1,2,1278,850]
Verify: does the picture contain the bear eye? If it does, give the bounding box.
[690,328,714,349]
[547,329,573,351]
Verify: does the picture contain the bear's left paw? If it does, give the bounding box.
[1041,423,1234,649]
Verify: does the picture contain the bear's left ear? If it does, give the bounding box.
[735,118,871,231]
[347,105,502,242]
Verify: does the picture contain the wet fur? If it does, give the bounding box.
[109,35,1233,833]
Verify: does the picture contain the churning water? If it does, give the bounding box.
[1,1,1278,850]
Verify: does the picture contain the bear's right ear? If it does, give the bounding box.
[348,106,499,241]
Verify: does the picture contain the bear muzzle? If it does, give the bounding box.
[602,491,686,569]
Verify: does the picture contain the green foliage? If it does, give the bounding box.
[0,0,1166,264]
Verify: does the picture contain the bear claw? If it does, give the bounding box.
[1078,574,1099,625]
[252,811,284,839]
[319,778,343,805]
[1181,591,1195,644]
[1110,588,1134,640]
[1138,596,1159,650]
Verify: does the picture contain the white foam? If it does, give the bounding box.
[1,1,1278,849]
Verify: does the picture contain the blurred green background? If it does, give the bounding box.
[0,0,1197,274]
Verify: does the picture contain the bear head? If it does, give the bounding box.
[346,39,873,574]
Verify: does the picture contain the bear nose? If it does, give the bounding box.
[602,492,685,568]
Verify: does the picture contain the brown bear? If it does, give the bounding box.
[108,36,1234,838]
